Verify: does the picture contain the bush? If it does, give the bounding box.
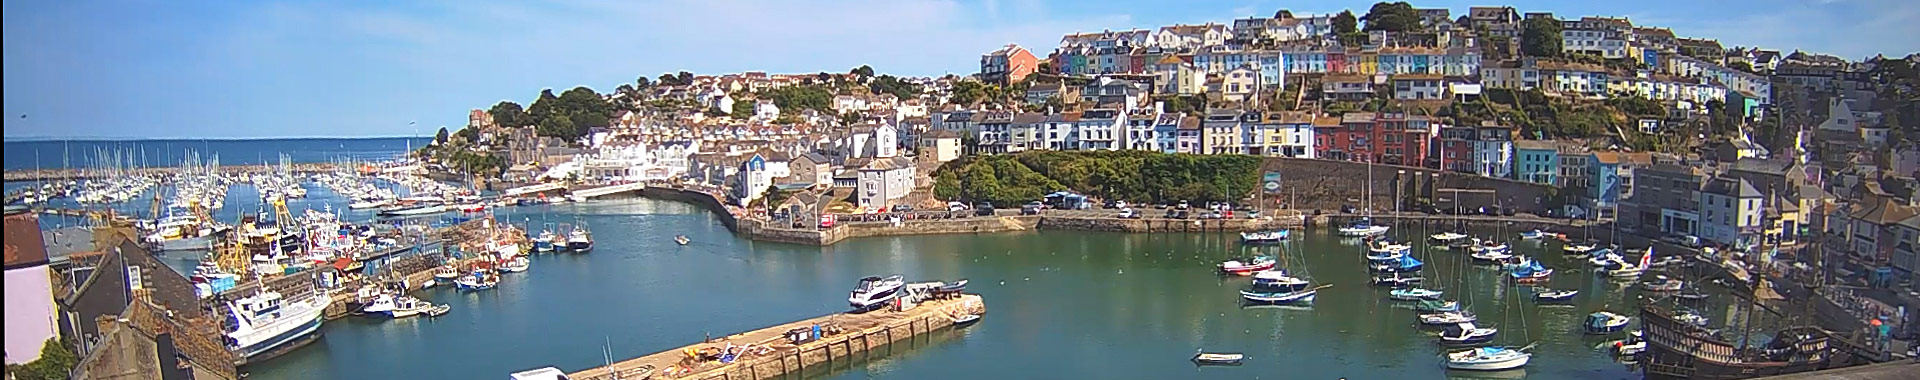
[934,151,1262,205]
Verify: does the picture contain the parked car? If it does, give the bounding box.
[974,203,995,216]
[1177,200,1191,210]
[1118,208,1136,219]
[1200,211,1223,220]
[892,204,914,213]
[1021,201,1043,215]
[1244,210,1261,219]
[1164,209,1179,218]
[948,201,968,212]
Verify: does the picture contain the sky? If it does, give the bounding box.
[3,0,1916,139]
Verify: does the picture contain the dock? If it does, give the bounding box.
[567,294,986,380]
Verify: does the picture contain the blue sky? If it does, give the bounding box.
[4,0,1915,139]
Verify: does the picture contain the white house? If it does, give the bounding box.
[855,156,917,210]
[753,100,781,121]
[736,154,773,206]
[1075,108,1124,151]
[4,212,59,365]
[1698,176,1764,248]
[1122,111,1159,151]
[832,95,867,114]
[1392,75,1447,100]
[1560,28,1628,59]
[1221,66,1259,103]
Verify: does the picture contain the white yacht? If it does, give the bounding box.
[848,275,906,309]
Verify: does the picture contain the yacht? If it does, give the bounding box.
[1446,346,1531,371]
[848,275,906,310]
[1338,218,1391,237]
[224,291,329,359]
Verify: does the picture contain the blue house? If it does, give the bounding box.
[1588,151,1631,208]
[1512,140,1558,185]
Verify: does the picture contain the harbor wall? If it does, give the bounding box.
[1037,215,1306,233]
[570,295,986,380]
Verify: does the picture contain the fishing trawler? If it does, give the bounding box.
[223,291,329,359]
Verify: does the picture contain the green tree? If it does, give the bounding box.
[455,127,478,142]
[851,65,875,77]
[868,75,924,99]
[658,73,678,86]
[1521,17,1563,57]
[730,97,754,119]
[635,76,653,89]
[676,71,694,84]
[488,101,528,128]
[767,85,834,113]
[950,81,986,105]
[1361,2,1419,32]
[839,112,863,126]
[6,338,77,380]
[434,127,449,145]
[1333,10,1358,34]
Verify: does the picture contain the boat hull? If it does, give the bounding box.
[155,235,216,251]
[1445,355,1530,370]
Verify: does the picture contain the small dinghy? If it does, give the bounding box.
[1390,287,1444,301]
[952,313,982,327]
[939,279,970,293]
[1518,229,1544,240]
[1239,289,1318,305]
[1191,352,1245,366]
[1535,289,1578,302]
[1563,241,1599,255]
[1446,345,1531,370]
[675,235,691,245]
[1642,275,1684,292]
[426,304,450,317]
[1614,331,1646,356]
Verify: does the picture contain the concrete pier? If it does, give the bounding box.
[567,294,986,380]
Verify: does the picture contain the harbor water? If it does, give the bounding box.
[237,195,1777,380]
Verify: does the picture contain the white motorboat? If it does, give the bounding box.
[390,297,435,318]
[848,275,906,309]
[1439,322,1499,345]
[361,294,398,316]
[1445,346,1531,370]
[1420,311,1477,325]
[1338,220,1391,237]
[224,291,329,358]
[1429,232,1469,242]
[499,257,531,273]
[566,227,593,251]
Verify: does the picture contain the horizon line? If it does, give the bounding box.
[3,135,434,143]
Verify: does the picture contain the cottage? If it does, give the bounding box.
[918,129,962,163]
[856,156,917,210]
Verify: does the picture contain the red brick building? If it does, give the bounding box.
[981,44,1039,85]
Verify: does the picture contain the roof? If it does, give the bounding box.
[1703,177,1763,198]
[4,211,48,269]
[1012,113,1048,124]
[1516,140,1556,151]
[1592,151,1625,165]
[1851,197,1918,225]
[860,156,915,171]
[1177,116,1202,130]
[1340,112,1377,124]
[796,152,831,165]
[921,129,962,139]
[1730,158,1795,175]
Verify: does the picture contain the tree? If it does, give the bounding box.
[1333,10,1358,34]
[1730,61,1755,74]
[488,101,528,128]
[730,97,754,119]
[658,74,678,85]
[1361,2,1419,32]
[839,112,862,126]
[615,84,635,96]
[635,76,653,89]
[851,65,875,78]
[868,75,923,99]
[1036,61,1053,74]
[949,81,987,105]
[7,338,77,380]
[1274,10,1294,19]
[1520,17,1563,57]
[676,71,693,85]
[767,85,834,113]
[707,106,727,117]
[434,127,449,145]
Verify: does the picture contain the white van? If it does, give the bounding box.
[510,367,570,380]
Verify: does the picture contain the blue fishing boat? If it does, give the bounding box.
[1369,255,1424,273]
[1585,311,1631,334]
[1518,229,1544,240]
[1509,261,1553,281]
[1239,289,1318,305]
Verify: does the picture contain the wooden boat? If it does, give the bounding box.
[1639,305,1880,379]
[1191,352,1245,365]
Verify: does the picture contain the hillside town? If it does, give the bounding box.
[425,3,1917,316]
